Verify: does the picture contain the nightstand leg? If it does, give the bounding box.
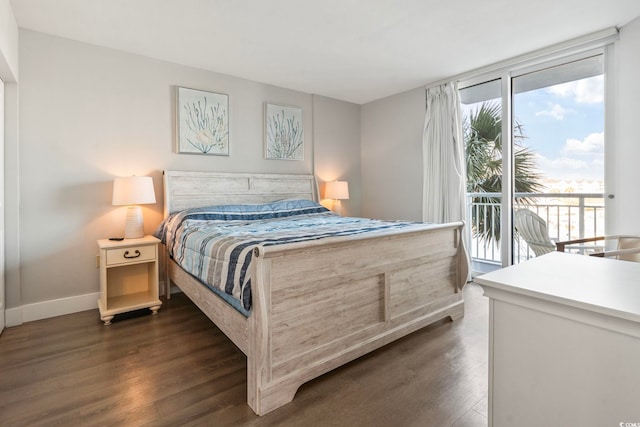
[150,305,161,315]
[101,315,114,326]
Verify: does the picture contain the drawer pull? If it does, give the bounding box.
[123,250,141,259]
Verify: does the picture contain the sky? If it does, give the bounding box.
[462,74,605,188]
[514,74,604,184]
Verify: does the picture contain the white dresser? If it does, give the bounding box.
[476,252,640,427]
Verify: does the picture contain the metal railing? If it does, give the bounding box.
[467,192,605,264]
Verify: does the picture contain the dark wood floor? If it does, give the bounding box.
[0,283,488,427]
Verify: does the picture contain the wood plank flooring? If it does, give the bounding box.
[0,283,488,427]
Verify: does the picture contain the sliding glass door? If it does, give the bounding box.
[512,55,605,263]
[461,52,607,273]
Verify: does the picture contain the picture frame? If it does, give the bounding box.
[176,86,229,155]
[264,103,304,160]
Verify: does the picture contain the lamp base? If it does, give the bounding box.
[124,206,144,239]
[333,200,342,216]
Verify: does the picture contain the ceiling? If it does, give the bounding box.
[10,0,640,104]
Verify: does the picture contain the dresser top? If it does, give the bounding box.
[475,251,640,322]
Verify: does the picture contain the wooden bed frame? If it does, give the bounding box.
[162,170,469,415]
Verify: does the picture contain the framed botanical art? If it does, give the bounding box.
[264,103,304,160]
[176,86,229,155]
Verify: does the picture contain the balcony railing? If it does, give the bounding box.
[467,192,605,265]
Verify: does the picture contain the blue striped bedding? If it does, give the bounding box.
[155,199,431,316]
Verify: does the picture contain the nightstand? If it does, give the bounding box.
[97,235,162,325]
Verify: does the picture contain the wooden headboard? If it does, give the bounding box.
[163,171,319,216]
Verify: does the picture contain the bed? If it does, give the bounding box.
[161,170,469,415]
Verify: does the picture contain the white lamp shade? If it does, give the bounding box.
[112,176,156,206]
[325,181,349,200]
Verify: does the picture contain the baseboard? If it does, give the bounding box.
[5,280,172,328]
[5,306,22,327]
[6,292,100,327]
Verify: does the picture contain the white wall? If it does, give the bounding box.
[312,95,361,216]
[614,16,640,235]
[360,87,424,221]
[14,30,360,314]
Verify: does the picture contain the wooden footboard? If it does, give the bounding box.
[247,222,468,415]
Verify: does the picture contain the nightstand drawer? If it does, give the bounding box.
[106,245,156,266]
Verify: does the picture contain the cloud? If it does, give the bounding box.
[535,103,572,120]
[535,151,603,181]
[561,132,604,155]
[536,154,588,170]
[546,75,603,104]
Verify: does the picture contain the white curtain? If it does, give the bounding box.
[422,82,466,224]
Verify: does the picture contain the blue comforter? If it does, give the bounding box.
[155,199,428,316]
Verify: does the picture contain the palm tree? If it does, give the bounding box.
[465,102,544,243]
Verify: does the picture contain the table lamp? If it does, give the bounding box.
[112,176,156,239]
[325,180,349,215]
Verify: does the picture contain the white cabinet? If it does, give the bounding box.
[97,235,161,325]
[476,252,640,427]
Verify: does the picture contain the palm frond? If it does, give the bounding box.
[464,101,545,243]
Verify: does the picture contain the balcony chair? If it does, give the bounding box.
[557,235,640,262]
[514,209,556,257]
